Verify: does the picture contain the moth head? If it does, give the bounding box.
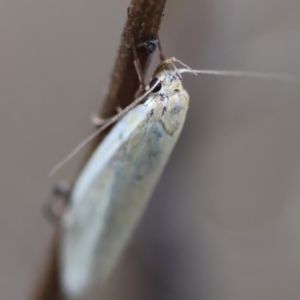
[149,70,182,96]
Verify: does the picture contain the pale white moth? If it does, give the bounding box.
[53,57,296,298]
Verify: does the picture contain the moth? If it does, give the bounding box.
[56,58,189,297]
[49,57,295,298]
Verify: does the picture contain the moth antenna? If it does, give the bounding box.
[49,79,161,177]
[178,68,297,81]
[153,57,197,77]
[170,57,295,80]
[171,61,182,78]
[173,58,197,75]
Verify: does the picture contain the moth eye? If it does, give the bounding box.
[149,78,162,93]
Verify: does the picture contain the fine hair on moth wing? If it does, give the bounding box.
[49,57,297,177]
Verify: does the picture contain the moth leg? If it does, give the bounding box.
[116,106,123,113]
[157,35,166,62]
[90,113,107,127]
[126,8,146,96]
[90,105,123,128]
[43,181,71,223]
[131,36,146,95]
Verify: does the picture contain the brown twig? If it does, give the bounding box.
[88,0,167,158]
[32,1,167,299]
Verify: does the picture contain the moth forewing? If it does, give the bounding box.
[59,68,189,298]
[56,54,297,298]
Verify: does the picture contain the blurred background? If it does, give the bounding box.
[1,0,300,299]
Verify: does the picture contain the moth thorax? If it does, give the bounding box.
[160,70,182,94]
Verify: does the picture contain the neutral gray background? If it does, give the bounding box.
[1,1,300,299]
